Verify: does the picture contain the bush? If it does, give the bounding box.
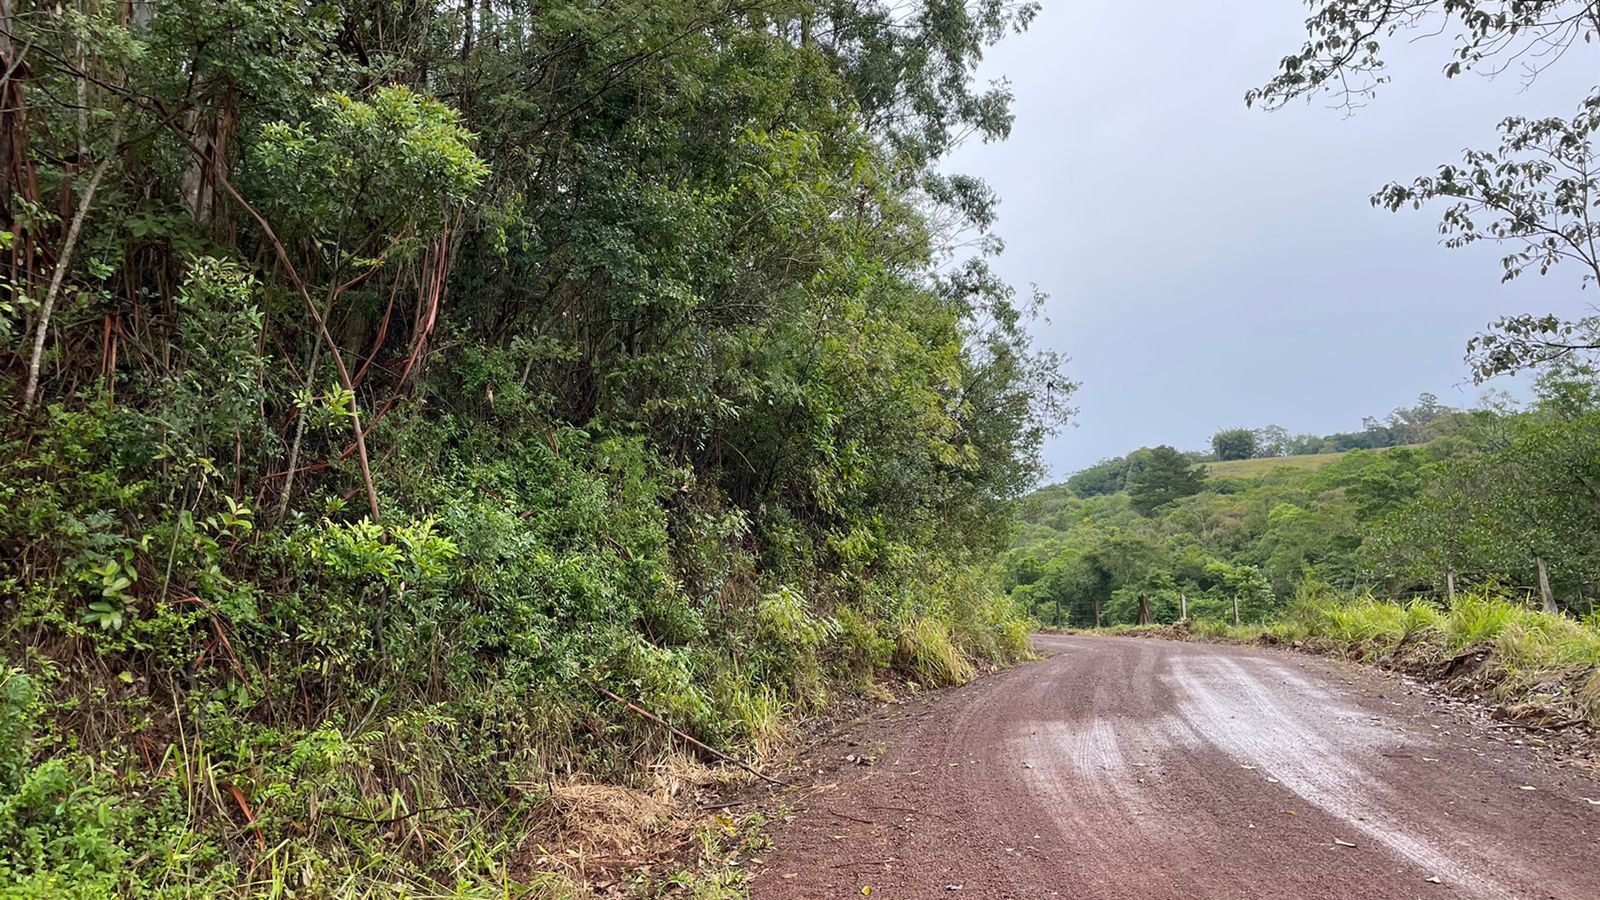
[2,395,1035,893]
[1,6,1053,891]
[894,618,977,687]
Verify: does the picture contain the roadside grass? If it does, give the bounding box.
[1312,596,1442,646]
[1098,619,1304,643]
[1293,589,1600,669]
[1097,587,1600,725]
[895,618,978,687]
[1189,618,1310,644]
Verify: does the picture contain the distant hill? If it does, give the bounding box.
[1057,395,1473,499]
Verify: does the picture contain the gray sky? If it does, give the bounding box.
[945,1,1599,477]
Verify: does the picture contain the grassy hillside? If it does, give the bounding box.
[1005,435,1491,628]
[1205,445,1431,479]
[1203,451,1350,478]
[1007,392,1600,635]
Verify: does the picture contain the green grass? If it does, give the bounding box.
[1204,444,1433,479]
[894,617,977,686]
[1154,588,1600,723]
[1295,590,1600,671]
[1203,451,1350,478]
[1312,597,1442,646]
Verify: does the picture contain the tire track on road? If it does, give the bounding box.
[754,635,1600,899]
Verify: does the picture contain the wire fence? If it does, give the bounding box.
[1029,577,1599,629]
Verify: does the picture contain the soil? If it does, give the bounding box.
[750,634,1600,899]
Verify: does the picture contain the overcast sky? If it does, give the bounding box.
[944,1,1599,477]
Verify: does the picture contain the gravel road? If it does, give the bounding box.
[752,634,1600,899]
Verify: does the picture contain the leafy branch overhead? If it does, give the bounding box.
[1372,96,1600,285]
[1255,0,1600,380]
[1247,1,1600,112]
[1370,95,1600,380]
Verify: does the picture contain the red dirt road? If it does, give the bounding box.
[752,635,1600,899]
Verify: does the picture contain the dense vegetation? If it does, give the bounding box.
[1007,380,1600,629]
[6,0,1600,893]
[0,2,1066,895]
[1209,395,1467,460]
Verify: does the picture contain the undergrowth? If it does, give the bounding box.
[0,396,1031,897]
[0,3,1055,895]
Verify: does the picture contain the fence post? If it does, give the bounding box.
[1180,593,1188,621]
[1536,558,1557,615]
[1445,569,1456,605]
[1232,595,1240,627]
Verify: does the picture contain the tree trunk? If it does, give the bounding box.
[0,0,15,232]
[1137,594,1152,626]
[22,123,121,409]
[1232,595,1240,627]
[1536,558,1557,615]
[1180,593,1188,621]
[1094,597,1102,629]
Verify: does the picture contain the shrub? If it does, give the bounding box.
[830,605,894,683]
[894,617,977,687]
[1443,591,1522,647]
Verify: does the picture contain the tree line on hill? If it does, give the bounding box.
[1027,0,1600,636]
[1210,393,1457,460]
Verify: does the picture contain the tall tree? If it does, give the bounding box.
[0,3,1068,892]
[1128,445,1207,515]
[1211,427,1258,461]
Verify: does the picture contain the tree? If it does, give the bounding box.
[1203,561,1276,623]
[1248,2,1599,115]
[1285,433,1327,455]
[0,2,1069,890]
[1128,445,1207,515]
[1008,555,1046,590]
[1534,359,1600,421]
[1019,550,1109,628]
[1254,425,1292,457]
[1253,1,1600,380]
[1372,101,1600,380]
[1259,500,1359,595]
[1365,410,1600,606]
[1211,427,1258,461]
[1066,455,1133,497]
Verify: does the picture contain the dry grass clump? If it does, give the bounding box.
[517,752,737,884]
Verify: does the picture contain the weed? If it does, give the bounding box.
[894,618,977,687]
[1443,592,1521,647]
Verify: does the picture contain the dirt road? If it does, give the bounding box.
[752,635,1600,899]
